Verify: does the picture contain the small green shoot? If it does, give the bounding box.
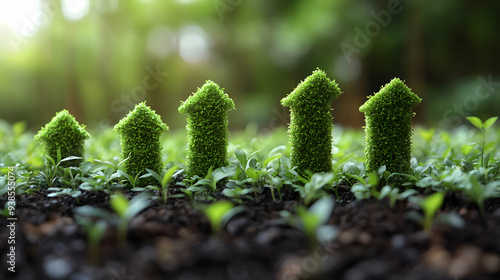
[75,217,107,262]
[461,175,500,215]
[466,116,498,168]
[201,200,245,235]
[281,196,338,245]
[109,193,151,245]
[137,165,180,204]
[409,192,444,230]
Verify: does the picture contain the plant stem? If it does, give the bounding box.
[481,128,486,168]
[118,220,127,247]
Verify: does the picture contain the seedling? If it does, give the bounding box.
[461,175,500,215]
[280,196,338,245]
[201,200,245,235]
[293,172,336,205]
[378,186,418,207]
[408,192,444,230]
[135,165,181,204]
[192,166,234,193]
[110,193,151,245]
[75,216,107,262]
[114,102,169,187]
[75,193,151,246]
[359,78,422,174]
[281,68,342,175]
[179,80,235,177]
[348,171,380,200]
[35,109,90,167]
[466,116,498,168]
[36,155,82,187]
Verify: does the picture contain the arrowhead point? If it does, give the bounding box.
[359,77,421,115]
[281,68,341,108]
[114,102,168,135]
[179,80,235,114]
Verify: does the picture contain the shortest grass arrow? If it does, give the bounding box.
[35,109,90,167]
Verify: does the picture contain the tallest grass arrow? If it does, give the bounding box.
[281,69,342,176]
[179,80,235,177]
[359,78,422,174]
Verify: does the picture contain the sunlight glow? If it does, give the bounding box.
[147,26,176,59]
[62,0,89,21]
[0,0,42,37]
[178,25,210,64]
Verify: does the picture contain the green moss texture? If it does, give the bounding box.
[35,109,90,167]
[359,78,422,174]
[281,69,342,175]
[114,102,168,186]
[179,80,235,177]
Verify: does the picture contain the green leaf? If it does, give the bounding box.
[234,149,247,169]
[483,116,498,129]
[379,185,392,199]
[124,193,151,220]
[307,196,335,225]
[110,193,129,218]
[466,116,483,130]
[421,192,444,221]
[263,155,282,168]
[145,168,162,183]
[162,165,178,187]
[203,201,235,234]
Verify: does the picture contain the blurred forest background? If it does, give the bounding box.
[0,0,499,134]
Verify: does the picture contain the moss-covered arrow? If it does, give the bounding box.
[35,109,90,167]
[179,80,235,177]
[359,78,422,174]
[281,69,342,175]
[114,102,168,187]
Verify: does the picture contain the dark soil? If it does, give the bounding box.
[1,186,500,280]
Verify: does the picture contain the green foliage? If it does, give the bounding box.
[359,78,422,174]
[281,196,338,245]
[281,68,342,175]
[179,80,235,178]
[409,192,444,230]
[466,116,498,168]
[134,165,182,204]
[75,193,151,246]
[75,216,107,261]
[34,110,90,167]
[201,200,245,235]
[114,102,169,187]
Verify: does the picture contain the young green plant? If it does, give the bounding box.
[280,196,338,245]
[136,165,180,204]
[76,193,152,246]
[466,116,498,168]
[409,192,444,230]
[201,200,245,235]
